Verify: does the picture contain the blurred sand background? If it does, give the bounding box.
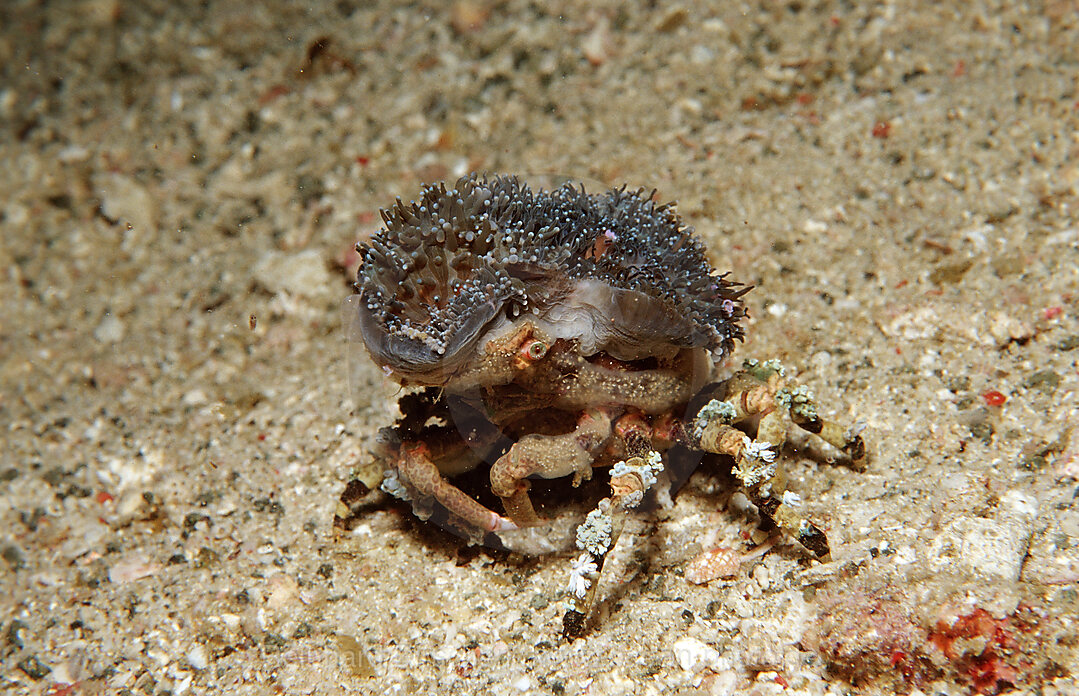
[2,1,1078,694]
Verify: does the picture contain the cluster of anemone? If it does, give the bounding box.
[355,173,749,376]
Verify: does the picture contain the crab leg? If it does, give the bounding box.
[689,391,833,560]
[788,410,867,466]
[723,359,866,466]
[562,414,661,640]
[490,408,614,528]
[393,442,518,532]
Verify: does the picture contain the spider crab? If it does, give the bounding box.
[340,174,866,637]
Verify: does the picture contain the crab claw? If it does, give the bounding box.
[396,442,520,536]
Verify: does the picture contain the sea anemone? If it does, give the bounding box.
[353,173,748,384]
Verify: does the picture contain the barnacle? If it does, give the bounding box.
[353,173,749,385]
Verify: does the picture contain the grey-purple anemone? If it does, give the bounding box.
[353,174,749,385]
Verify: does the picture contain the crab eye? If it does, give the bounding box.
[526,340,548,360]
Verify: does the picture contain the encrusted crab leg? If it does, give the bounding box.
[490,407,614,528]
[742,359,867,467]
[686,359,865,560]
[692,419,831,558]
[562,414,661,640]
[785,401,867,466]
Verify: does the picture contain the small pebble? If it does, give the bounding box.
[93,314,125,344]
[581,18,611,66]
[752,564,770,590]
[988,311,1033,347]
[96,173,156,238]
[432,644,456,661]
[929,258,973,284]
[336,635,376,678]
[655,7,688,32]
[935,517,1031,581]
[672,636,720,672]
[108,554,162,583]
[450,0,488,33]
[253,249,334,300]
[740,621,784,671]
[186,644,209,671]
[266,574,299,610]
[17,655,50,680]
[880,307,940,340]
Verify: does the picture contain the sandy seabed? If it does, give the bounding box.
[2,1,1078,694]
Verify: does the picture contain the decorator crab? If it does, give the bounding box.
[339,174,865,637]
